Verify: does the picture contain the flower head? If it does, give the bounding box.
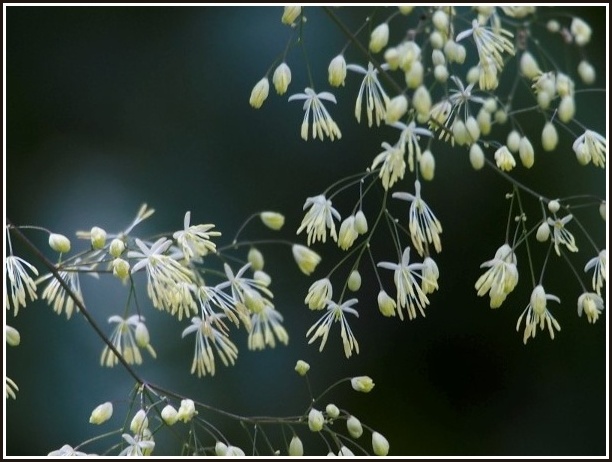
[118,432,155,457]
[173,211,221,263]
[546,214,578,256]
[474,244,518,308]
[351,376,375,392]
[456,19,514,75]
[516,285,561,344]
[584,250,606,296]
[297,194,341,245]
[288,88,342,141]
[371,141,406,191]
[100,315,157,367]
[305,278,333,310]
[5,255,39,317]
[306,298,360,358]
[41,268,84,319]
[248,305,289,350]
[572,130,606,168]
[577,292,604,324]
[346,62,390,127]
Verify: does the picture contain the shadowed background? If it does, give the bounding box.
[5,6,607,456]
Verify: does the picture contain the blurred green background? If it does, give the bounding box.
[5,6,607,456]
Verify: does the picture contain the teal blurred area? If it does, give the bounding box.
[5,6,607,456]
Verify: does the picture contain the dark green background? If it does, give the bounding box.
[5,6,607,456]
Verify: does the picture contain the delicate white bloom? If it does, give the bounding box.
[177,398,198,423]
[6,325,20,346]
[130,409,149,434]
[6,376,18,400]
[48,233,71,253]
[456,19,515,73]
[5,254,38,316]
[351,376,375,392]
[572,130,606,168]
[338,215,359,250]
[577,292,604,324]
[41,268,84,319]
[392,120,433,172]
[392,180,443,257]
[249,77,269,109]
[371,141,406,190]
[272,62,292,95]
[305,278,333,310]
[348,270,362,292]
[516,285,561,344]
[369,23,389,53]
[281,5,301,26]
[547,214,578,256]
[307,298,360,358]
[295,359,310,376]
[584,250,606,296]
[297,194,341,245]
[571,17,592,46]
[377,289,397,317]
[346,62,390,127]
[288,87,342,141]
[347,415,363,438]
[288,435,304,456]
[161,404,178,425]
[494,145,516,171]
[260,211,285,230]
[328,54,347,87]
[118,433,155,456]
[308,408,325,432]
[421,257,439,294]
[173,211,221,262]
[48,445,88,456]
[100,314,156,367]
[377,247,430,321]
[372,432,390,456]
[475,244,519,308]
[248,305,289,350]
[89,401,113,425]
[182,314,238,377]
[292,244,321,276]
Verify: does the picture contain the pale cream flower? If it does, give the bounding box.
[248,305,289,350]
[292,244,321,276]
[347,415,363,438]
[391,120,433,172]
[346,62,390,127]
[572,130,606,168]
[177,398,198,423]
[308,408,325,432]
[338,215,359,250]
[173,211,221,262]
[475,244,519,308]
[372,432,390,456]
[584,250,606,296]
[369,23,389,53]
[547,214,578,256]
[5,325,20,347]
[328,54,347,87]
[577,292,604,324]
[297,194,341,245]
[260,211,285,230]
[516,285,561,344]
[161,404,178,426]
[306,298,360,358]
[455,19,514,73]
[494,145,516,171]
[421,257,439,294]
[89,401,113,425]
[249,77,269,109]
[118,433,155,456]
[377,289,397,317]
[570,17,592,46]
[351,375,375,392]
[100,315,156,367]
[295,359,310,376]
[41,268,84,319]
[305,278,333,310]
[47,445,88,456]
[48,233,71,253]
[371,141,406,191]
[288,87,342,141]
[288,436,304,456]
[272,62,292,95]
[5,254,38,316]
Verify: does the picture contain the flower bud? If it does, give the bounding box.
[452,119,469,146]
[135,322,151,348]
[260,211,285,230]
[354,210,368,235]
[432,9,449,31]
[419,149,435,181]
[215,442,228,456]
[372,432,390,456]
[571,17,592,46]
[431,49,445,67]
[421,257,439,294]
[577,60,596,85]
[272,62,291,95]
[226,446,246,456]
[348,270,362,292]
[248,247,264,271]
[518,136,535,168]
[338,216,358,251]
[161,405,178,426]
[558,95,575,123]
[295,359,310,376]
[548,200,560,213]
[536,222,550,242]
[412,85,431,117]
[494,109,508,125]
[433,64,449,82]
[6,325,21,346]
[483,97,497,113]
[599,202,606,221]
[385,95,408,124]
[506,130,521,153]
[404,60,424,88]
[89,226,107,250]
[466,65,480,85]
[520,51,540,79]
[308,408,325,432]
[469,143,485,170]
[494,146,516,171]
[49,233,71,253]
[89,402,113,425]
[130,409,148,434]
[281,6,301,25]
[338,446,355,456]
[377,290,396,317]
[541,122,558,151]
[429,30,443,49]
[369,23,389,53]
[305,278,332,310]
[326,403,340,419]
[465,116,480,143]
[328,55,347,87]
[254,270,272,287]
[384,47,400,70]
[351,376,375,393]
[288,436,303,456]
[177,399,197,423]
[347,415,363,438]
[249,77,269,109]
[113,258,130,281]
[547,19,560,32]
[292,245,321,276]
[109,238,125,257]
[477,108,491,135]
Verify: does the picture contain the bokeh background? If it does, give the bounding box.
[5,6,607,456]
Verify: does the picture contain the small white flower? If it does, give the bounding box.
[547,214,578,256]
[474,244,519,308]
[118,433,155,456]
[371,141,406,191]
[351,376,375,392]
[456,19,514,74]
[295,359,310,376]
[173,211,221,262]
[308,408,325,432]
[584,250,606,296]
[161,404,178,426]
[577,292,604,324]
[372,431,390,456]
[572,130,606,168]
[292,244,321,276]
[391,120,433,173]
[288,87,342,141]
[347,415,363,438]
[328,54,347,87]
[5,254,39,316]
[47,445,88,456]
[338,215,359,250]
[248,305,289,350]
[177,398,198,423]
[305,278,333,310]
[297,194,341,245]
[260,211,285,230]
[346,62,390,127]
[100,315,156,367]
[41,268,84,319]
[288,435,304,456]
[516,285,561,344]
[306,298,360,358]
[494,145,516,171]
[48,233,71,253]
[369,23,389,53]
[89,401,113,425]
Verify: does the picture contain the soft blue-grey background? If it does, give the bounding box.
[5,6,607,456]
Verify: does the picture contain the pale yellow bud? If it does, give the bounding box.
[372,432,390,456]
[339,447,355,456]
[288,436,303,456]
[465,116,480,143]
[6,326,20,346]
[249,77,269,109]
[429,30,444,49]
[483,97,497,113]
[494,146,516,171]
[384,47,400,70]
[112,258,130,281]
[351,376,375,392]
[404,61,424,88]
[109,238,125,257]
[536,221,550,242]
[398,5,414,15]
[292,244,321,276]
[177,399,197,423]
[377,290,396,317]
[272,62,291,95]
[134,322,151,349]
[89,402,113,425]
[385,95,408,124]
[571,17,592,46]
[454,43,466,64]
[308,409,325,432]
[556,72,574,97]
[412,85,431,117]
[347,415,363,438]
[507,130,521,153]
[260,211,285,230]
[419,149,435,181]
[432,9,449,31]
[295,359,310,376]
[469,143,485,170]
[547,19,560,33]
[369,23,389,53]
[541,122,558,151]
[338,216,358,251]
[348,270,362,292]
[520,51,540,80]
[431,49,445,66]
[328,55,347,87]
[477,108,492,135]
[577,60,596,85]
[49,233,71,253]
[130,409,148,434]
[548,200,560,213]
[466,65,480,85]
[90,226,107,250]
[537,91,552,110]
[354,210,368,235]
[254,270,272,287]
[494,109,508,125]
[248,247,265,271]
[326,403,340,418]
[305,278,332,310]
[599,202,606,221]
[434,64,449,82]
[226,446,245,456]
[215,442,228,456]
[558,96,575,123]
[161,405,178,426]
[518,136,535,168]
[281,6,301,25]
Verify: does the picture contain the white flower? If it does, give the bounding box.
[577,292,604,324]
[173,211,221,262]
[456,19,514,74]
[224,261,274,316]
[100,315,156,367]
[571,17,592,46]
[292,244,321,276]
[118,433,155,456]
[346,62,390,127]
[337,215,359,250]
[306,298,360,358]
[392,180,443,257]
[89,401,113,425]
[305,278,333,310]
[248,305,289,350]
[369,23,389,53]
[584,250,606,296]
[47,445,88,456]
[351,376,375,392]
[474,244,519,308]
[288,435,304,456]
[516,285,561,344]
[378,247,429,321]
[494,145,516,171]
[391,121,433,172]
[295,359,310,376]
[177,398,198,423]
[297,194,341,245]
[572,130,606,168]
[48,233,71,253]
[5,254,38,316]
[308,408,325,432]
[41,268,84,319]
[181,314,238,377]
[161,404,178,425]
[371,141,406,191]
[372,432,390,456]
[547,214,578,256]
[421,257,440,294]
[347,415,363,438]
[288,87,342,141]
